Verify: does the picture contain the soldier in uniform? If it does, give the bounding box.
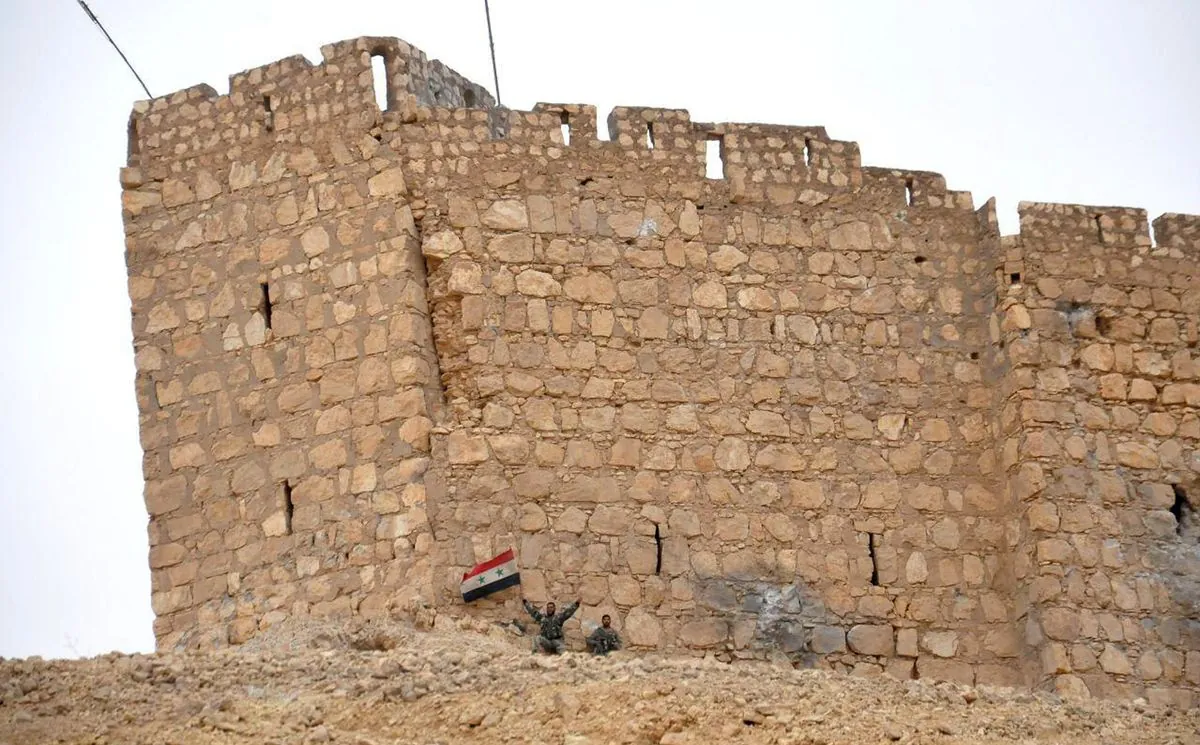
[522,598,580,654]
[586,614,621,656]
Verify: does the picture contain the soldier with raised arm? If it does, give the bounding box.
[522,598,580,654]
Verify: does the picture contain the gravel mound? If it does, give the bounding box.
[2,618,1197,744]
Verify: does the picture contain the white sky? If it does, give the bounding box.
[0,0,1196,660]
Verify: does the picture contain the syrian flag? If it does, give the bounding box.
[460,548,521,602]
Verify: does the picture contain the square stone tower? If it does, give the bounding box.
[120,36,1200,704]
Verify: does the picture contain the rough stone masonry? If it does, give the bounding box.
[119,36,1200,705]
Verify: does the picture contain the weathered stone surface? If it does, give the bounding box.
[847,625,894,656]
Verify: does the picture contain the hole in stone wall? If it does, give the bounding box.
[1095,215,1105,244]
[705,136,724,180]
[970,351,979,360]
[262,96,273,132]
[654,523,663,575]
[905,178,914,206]
[463,89,477,107]
[1009,272,1022,285]
[646,122,656,150]
[560,112,571,146]
[867,533,880,586]
[1171,485,1192,537]
[283,481,294,535]
[803,138,813,167]
[1096,315,1112,336]
[260,282,273,330]
[370,54,389,111]
[914,255,927,264]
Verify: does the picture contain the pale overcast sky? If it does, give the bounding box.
[0,0,1196,659]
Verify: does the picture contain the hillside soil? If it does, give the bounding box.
[2,619,1198,745]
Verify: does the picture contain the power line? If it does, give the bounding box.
[484,0,501,106]
[76,0,152,99]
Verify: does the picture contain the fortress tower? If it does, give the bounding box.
[120,36,1200,704]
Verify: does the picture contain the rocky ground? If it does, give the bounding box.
[2,619,1198,745]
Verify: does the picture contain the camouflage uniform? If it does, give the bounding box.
[586,626,621,656]
[523,599,579,654]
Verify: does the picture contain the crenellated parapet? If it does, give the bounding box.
[128,37,493,170]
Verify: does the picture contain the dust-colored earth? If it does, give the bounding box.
[2,618,1197,745]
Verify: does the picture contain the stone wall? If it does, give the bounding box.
[999,204,1200,706]
[119,36,1200,704]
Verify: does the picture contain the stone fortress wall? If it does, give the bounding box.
[119,36,1200,705]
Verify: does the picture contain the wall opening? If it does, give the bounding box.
[282,481,294,535]
[867,533,880,586]
[705,136,724,179]
[653,523,663,574]
[1171,485,1192,536]
[370,54,389,111]
[262,96,274,132]
[463,89,477,108]
[126,115,140,159]
[1096,314,1112,336]
[646,122,656,150]
[1095,215,1104,244]
[560,112,571,146]
[1009,272,1022,285]
[260,282,273,330]
[905,178,914,206]
[914,255,927,264]
[803,138,813,167]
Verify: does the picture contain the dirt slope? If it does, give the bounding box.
[2,619,1197,745]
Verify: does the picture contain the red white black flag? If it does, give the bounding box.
[460,548,520,602]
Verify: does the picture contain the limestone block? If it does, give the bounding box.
[905,552,928,584]
[1115,442,1159,469]
[489,434,531,464]
[1099,644,1133,675]
[515,270,561,297]
[922,631,959,658]
[714,438,751,471]
[589,505,632,536]
[448,261,484,295]
[678,618,729,648]
[847,624,894,656]
[810,626,846,654]
[896,628,918,657]
[710,245,747,272]
[668,509,702,537]
[693,280,727,308]
[367,167,406,197]
[447,432,489,464]
[488,234,533,262]
[849,286,896,314]
[754,444,806,471]
[915,658,974,685]
[790,480,826,509]
[556,507,588,533]
[624,607,662,647]
[423,230,464,259]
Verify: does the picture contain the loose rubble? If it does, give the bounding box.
[2,619,1197,744]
